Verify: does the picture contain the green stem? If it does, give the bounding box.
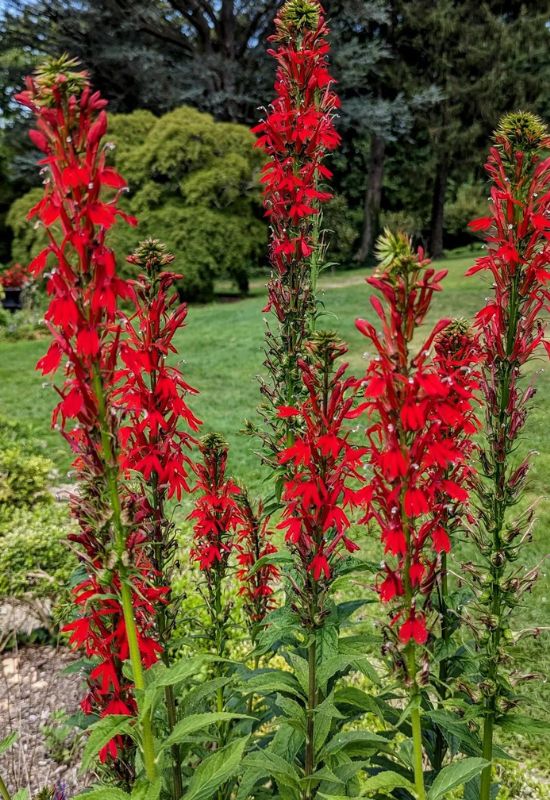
[480,708,494,800]
[304,636,317,800]
[434,551,450,770]
[91,366,157,781]
[0,774,11,800]
[407,648,426,800]
[480,273,520,800]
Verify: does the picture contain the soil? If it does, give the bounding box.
[0,645,89,798]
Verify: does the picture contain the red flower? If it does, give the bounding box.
[0,263,30,289]
[189,434,241,578]
[399,613,428,645]
[235,493,279,634]
[356,231,477,662]
[18,58,166,769]
[277,332,364,608]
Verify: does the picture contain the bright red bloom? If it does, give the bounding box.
[235,493,279,634]
[277,332,365,598]
[17,58,165,769]
[189,434,241,576]
[356,231,478,657]
[255,4,339,285]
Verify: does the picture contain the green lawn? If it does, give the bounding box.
[1,249,549,772]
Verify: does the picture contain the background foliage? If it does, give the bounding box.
[0,0,548,286]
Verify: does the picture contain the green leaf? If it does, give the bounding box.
[130,778,162,800]
[428,758,490,800]
[73,788,130,800]
[321,730,389,758]
[245,750,302,792]
[247,551,293,575]
[160,712,252,751]
[499,713,550,735]
[287,653,310,696]
[0,731,17,756]
[425,710,482,756]
[184,736,249,800]
[242,670,303,699]
[13,791,30,800]
[317,656,380,690]
[141,655,222,717]
[81,715,135,771]
[361,771,415,795]
[275,694,306,731]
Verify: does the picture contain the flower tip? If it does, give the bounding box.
[495,111,549,152]
[277,0,322,35]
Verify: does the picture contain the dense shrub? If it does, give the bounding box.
[0,416,55,509]
[7,106,265,301]
[0,505,74,599]
[445,180,487,241]
[111,106,265,299]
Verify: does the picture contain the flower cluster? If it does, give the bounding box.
[432,320,481,547]
[466,112,550,799]
[356,231,477,650]
[117,240,201,501]
[235,492,279,636]
[0,263,29,289]
[189,433,241,575]
[64,563,165,763]
[16,57,162,772]
[115,239,201,619]
[253,0,340,470]
[276,331,367,625]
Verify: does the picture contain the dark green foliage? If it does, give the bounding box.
[8,106,266,301]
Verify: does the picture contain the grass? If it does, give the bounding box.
[0,248,549,773]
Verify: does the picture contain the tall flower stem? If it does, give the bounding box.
[304,634,317,800]
[479,286,517,800]
[91,366,157,781]
[467,114,550,800]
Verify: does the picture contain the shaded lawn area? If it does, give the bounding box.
[1,249,549,762]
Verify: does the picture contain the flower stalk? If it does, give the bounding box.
[467,112,550,800]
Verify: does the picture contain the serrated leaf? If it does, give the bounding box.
[73,788,130,800]
[13,791,30,800]
[425,710,482,756]
[160,712,252,751]
[317,656,380,690]
[245,750,302,792]
[361,771,415,795]
[81,715,135,771]
[287,653,310,696]
[321,730,389,758]
[242,670,303,699]
[184,736,249,800]
[0,731,17,756]
[499,713,550,735]
[130,777,162,800]
[428,758,490,800]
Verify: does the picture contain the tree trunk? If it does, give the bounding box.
[354,133,386,262]
[429,158,448,259]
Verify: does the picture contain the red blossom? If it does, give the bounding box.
[277,332,365,601]
[17,57,165,769]
[189,434,241,576]
[356,231,478,658]
[235,492,279,635]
